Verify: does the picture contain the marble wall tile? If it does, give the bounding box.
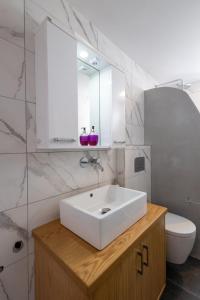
[35,0,98,48]
[97,31,129,73]
[132,62,157,91]
[126,124,144,145]
[0,206,28,267]
[26,102,36,152]
[0,256,28,300]
[62,0,98,48]
[134,88,145,125]
[25,0,49,52]
[0,97,26,153]
[125,87,145,146]
[98,150,117,184]
[125,146,151,200]
[25,0,81,52]
[117,147,151,201]
[0,39,25,101]
[30,0,71,29]
[125,173,147,193]
[124,62,156,144]
[28,195,60,253]
[124,147,150,178]
[124,148,140,178]
[25,50,35,103]
[126,97,144,128]
[124,60,144,102]
[25,0,98,53]
[0,154,27,212]
[28,151,100,203]
[116,149,125,187]
[0,0,24,49]
[125,70,134,100]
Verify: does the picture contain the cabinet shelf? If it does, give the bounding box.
[34,146,111,152]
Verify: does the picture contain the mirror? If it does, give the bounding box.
[77,59,100,143]
[77,42,110,146]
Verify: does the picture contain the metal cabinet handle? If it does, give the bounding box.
[137,251,143,275]
[142,245,149,266]
[52,138,76,143]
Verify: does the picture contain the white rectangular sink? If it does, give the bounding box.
[60,185,147,250]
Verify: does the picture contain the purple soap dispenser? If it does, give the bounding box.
[88,126,98,146]
[80,127,89,146]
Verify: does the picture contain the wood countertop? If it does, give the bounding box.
[33,203,167,292]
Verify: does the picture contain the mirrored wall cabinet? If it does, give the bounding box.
[35,18,125,149]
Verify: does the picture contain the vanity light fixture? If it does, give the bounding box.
[79,50,89,59]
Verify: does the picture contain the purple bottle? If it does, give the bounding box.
[88,126,98,146]
[80,127,88,146]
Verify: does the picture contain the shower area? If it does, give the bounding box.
[144,80,200,259]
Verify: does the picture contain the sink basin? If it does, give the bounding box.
[60,185,147,250]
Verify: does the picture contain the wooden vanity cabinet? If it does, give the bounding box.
[33,204,167,300]
[92,238,142,300]
[93,217,165,300]
[137,216,166,300]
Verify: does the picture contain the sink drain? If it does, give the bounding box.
[100,208,111,215]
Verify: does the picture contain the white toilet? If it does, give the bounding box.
[165,212,196,264]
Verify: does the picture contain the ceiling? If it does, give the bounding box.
[68,0,200,84]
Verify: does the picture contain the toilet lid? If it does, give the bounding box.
[165,212,196,237]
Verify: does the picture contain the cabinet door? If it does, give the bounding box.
[141,218,166,300]
[112,67,126,147]
[91,218,165,300]
[47,21,78,146]
[35,19,78,148]
[93,240,141,300]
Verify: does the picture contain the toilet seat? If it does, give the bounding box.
[165,212,196,238]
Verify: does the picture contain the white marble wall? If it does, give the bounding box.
[0,0,154,299]
[117,146,151,201]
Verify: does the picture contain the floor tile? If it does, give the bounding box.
[161,281,199,300]
[167,257,200,297]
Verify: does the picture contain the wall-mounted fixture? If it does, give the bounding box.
[80,154,104,172]
[155,78,191,90]
[134,157,145,172]
[13,240,24,253]
[35,19,126,150]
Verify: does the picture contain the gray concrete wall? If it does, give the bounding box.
[144,87,200,259]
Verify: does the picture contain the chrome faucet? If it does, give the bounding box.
[80,154,104,172]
